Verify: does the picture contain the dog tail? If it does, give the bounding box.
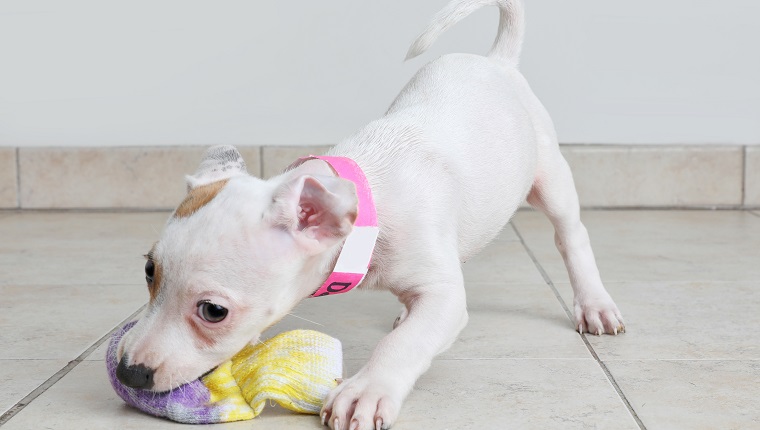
[405,0,525,66]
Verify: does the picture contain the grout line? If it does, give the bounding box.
[742,146,747,207]
[259,146,265,179]
[510,222,647,430]
[0,304,146,427]
[14,148,20,209]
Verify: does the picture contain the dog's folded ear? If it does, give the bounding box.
[269,175,358,252]
[186,145,248,190]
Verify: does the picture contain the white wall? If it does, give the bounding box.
[1,0,758,147]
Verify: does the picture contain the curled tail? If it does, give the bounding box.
[405,0,525,66]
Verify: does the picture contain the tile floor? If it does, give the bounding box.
[1,210,758,429]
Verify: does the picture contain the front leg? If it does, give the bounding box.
[322,277,468,430]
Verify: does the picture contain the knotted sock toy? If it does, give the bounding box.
[106,321,342,424]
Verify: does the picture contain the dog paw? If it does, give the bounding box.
[321,372,401,430]
[574,293,625,336]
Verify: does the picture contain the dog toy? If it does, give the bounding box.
[106,321,342,424]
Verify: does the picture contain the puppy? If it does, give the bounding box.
[116,0,624,429]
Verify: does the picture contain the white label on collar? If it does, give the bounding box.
[333,226,379,275]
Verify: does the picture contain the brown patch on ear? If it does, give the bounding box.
[174,179,229,219]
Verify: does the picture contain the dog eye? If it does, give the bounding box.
[145,260,155,284]
[197,301,228,323]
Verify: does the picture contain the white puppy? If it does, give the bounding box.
[116,0,624,429]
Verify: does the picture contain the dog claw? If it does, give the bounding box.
[321,412,327,426]
[375,418,383,430]
[334,417,341,430]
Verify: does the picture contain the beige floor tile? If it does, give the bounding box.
[18,147,260,209]
[746,146,760,206]
[512,210,760,282]
[462,239,545,284]
[494,224,519,241]
[0,212,168,286]
[561,145,743,207]
[0,285,145,360]
[0,359,66,415]
[444,283,590,359]
[342,359,638,430]
[605,360,760,430]
[5,209,757,429]
[0,148,17,208]
[554,280,760,360]
[85,342,110,362]
[261,146,333,179]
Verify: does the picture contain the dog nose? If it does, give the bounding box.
[116,356,155,389]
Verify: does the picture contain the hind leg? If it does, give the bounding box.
[527,145,624,335]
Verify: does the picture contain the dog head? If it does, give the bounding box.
[116,145,357,391]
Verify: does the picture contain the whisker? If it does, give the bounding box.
[287,313,324,327]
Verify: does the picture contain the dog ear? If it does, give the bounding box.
[269,175,358,252]
[186,145,248,190]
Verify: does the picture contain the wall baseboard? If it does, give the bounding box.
[0,145,757,210]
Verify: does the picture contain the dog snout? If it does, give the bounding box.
[116,355,156,389]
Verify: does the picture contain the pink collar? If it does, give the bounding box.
[291,156,379,297]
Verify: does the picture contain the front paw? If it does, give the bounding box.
[574,293,625,336]
[321,371,403,430]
